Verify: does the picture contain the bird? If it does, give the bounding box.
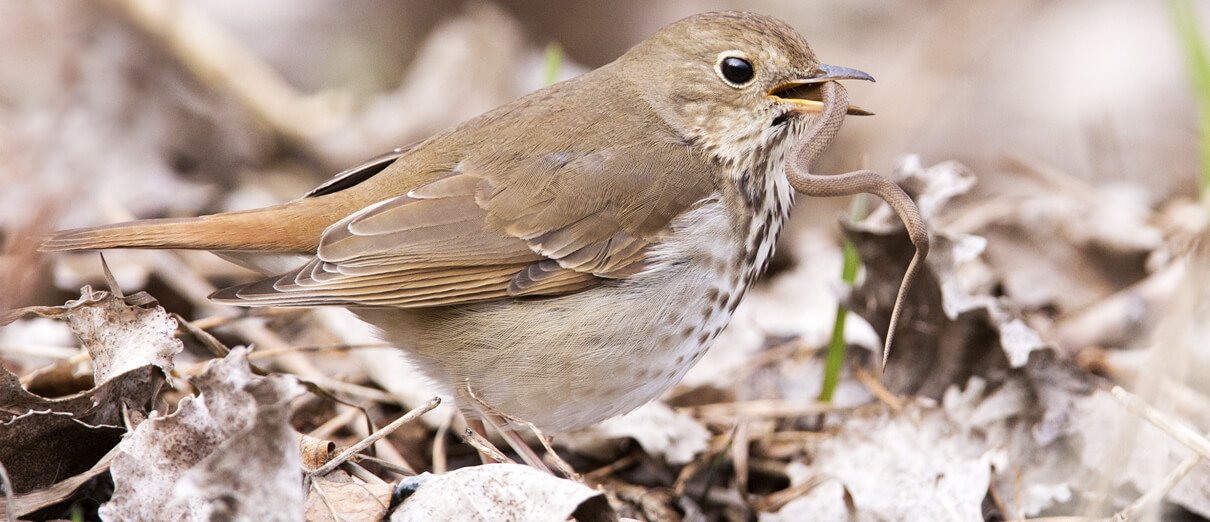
[42,11,927,435]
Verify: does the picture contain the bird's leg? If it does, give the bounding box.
[784,81,930,369]
[481,415,552,474]
[492,413,580,481]
[458,382,580,479]
[457,381,555,474]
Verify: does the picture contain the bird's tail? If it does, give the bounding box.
[40,200,336,254]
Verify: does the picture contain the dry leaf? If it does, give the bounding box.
[847,157,1047,396]
[100,347,305,521]
[0,410,122,494]
[0,445,119,518]
[939,354,1102,517]
[389,463,615,522]
[9,284,182,382]
[0,283,179,515]
[304,472,393,522]
[561,401,709,465]
[0,363,161,427]
[766,399,991,521]
[61,285,181,383]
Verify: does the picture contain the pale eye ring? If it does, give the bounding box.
[716,53,755,87]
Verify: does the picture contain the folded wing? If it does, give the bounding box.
[211,140,716,307]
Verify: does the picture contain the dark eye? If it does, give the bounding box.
[719,56,754,86]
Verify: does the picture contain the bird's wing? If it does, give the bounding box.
[210,140,717,307]
[303,142,422,199]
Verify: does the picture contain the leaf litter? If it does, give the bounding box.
[2,2,1208,521]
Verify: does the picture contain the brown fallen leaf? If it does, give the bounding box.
[0,410,122,494]
[846,156,1047,396]
[0,282,180,515]
[99,347,305,521]
[0,363,161,427]
[0,445,119,519]
[304,471,392,522]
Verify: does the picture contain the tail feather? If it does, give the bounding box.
[41,203,333,254]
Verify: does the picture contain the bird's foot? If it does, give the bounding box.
[457,381,580,480]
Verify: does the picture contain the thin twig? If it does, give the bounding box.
[308,406,362,440]
[247,343,391,360]
[432,411,451,474]
[746,457,790,481]
[302,377,401,406]
[752,474,831,513]
[855,366,903,410]
[1111,432,1210,521]
[674,433,736,495]
[733,419,751,499]
[681,399,845,422]
[309,480,344,522]
[176,314,231,331]
[348,415,414,475]
[582,454,639,483]
[516,419,577,480]
[172,312,229,358]
[1111,386,1210,460]
[350,455,414,478]
[175,309,302,333]
[673,457,706,497]
[461,428,512,464]
[0,344,80,360]
[1013,467,1024,522]
[987,483,1010,522]
[459,382,552,474]
[310,397,440,477]
[342,462,388,487]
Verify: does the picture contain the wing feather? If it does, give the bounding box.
[209,70,718,308]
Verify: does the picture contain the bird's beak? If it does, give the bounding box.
[767,64,876,116]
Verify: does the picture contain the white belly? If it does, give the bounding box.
[360,192,782,431]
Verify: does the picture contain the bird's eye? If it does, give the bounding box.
[718,56,755,87]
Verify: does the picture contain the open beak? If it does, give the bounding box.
[767,64,876,116]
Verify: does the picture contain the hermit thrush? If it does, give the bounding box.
[43,12,927,431]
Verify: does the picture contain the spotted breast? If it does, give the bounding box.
[361,139,796,431]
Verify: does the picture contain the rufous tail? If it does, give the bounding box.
[40,199,339,254]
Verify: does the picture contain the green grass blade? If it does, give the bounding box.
[544,42,563,87]
[819,197,867,403]
[1170,0,1210,198]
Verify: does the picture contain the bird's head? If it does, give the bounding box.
[621,11,873,168]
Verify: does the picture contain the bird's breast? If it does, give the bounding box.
[365,184,793,431]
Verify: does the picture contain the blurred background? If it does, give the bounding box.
[0,0,1190,228]
[0,0,1200,308]
[0,0,1200,369]
[1,1,1208,519]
